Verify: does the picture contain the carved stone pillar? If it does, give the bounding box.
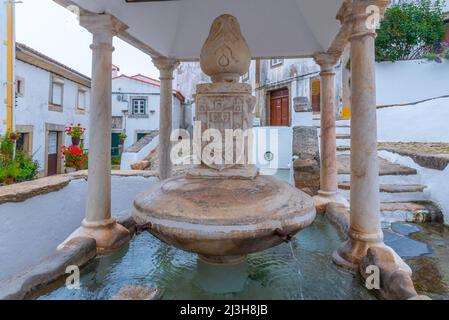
[332,0,406,271]
[58,14,130,254]
[152,58,179,180]
[313,53,348,212]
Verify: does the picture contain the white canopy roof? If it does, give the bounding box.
[55,0,345,60]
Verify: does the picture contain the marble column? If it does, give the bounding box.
[152,58,179,180]
[58,14,130,254]
[313,53,348,213]
[332,0,389,271]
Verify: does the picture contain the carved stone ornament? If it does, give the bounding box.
[195,83,256,171]
[132,14,316,267]
[200,14,251,83]
[194,14,256,172]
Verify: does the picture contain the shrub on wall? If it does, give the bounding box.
[376,0,447,62]
[0,152,39,186]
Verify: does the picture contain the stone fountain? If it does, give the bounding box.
[132,14,316,266]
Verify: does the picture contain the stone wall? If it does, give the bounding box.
[292,126,320,196]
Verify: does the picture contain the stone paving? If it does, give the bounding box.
[337,154,417,176]
[331,120,449,299]
[0,175,159,283]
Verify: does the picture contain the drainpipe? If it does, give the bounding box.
[6,0,15,133]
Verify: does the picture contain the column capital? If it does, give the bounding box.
[313,53,339,75]
[152,57,180,80]
[339,0,390,40]
[80,13,129,38]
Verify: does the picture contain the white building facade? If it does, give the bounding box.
[112,73,187,155]
[13,43,91,176]
[175,57,347,129]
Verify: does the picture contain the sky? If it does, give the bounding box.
[15,0,159,79]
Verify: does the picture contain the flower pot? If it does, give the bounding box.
[119,139,125,145]
[4,177,15,185]
[71,137,81,146]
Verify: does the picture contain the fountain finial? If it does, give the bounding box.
[200,14,251,83]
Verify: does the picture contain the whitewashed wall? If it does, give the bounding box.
[380,150,449,225]
[252,127,292,170]
[14,60,90,171]
[376,60,449,106]
[377,97,449,143]
[112,76,184,150]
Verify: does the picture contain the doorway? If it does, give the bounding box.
[311,78,321,115]
[270,88,289,126]
[111,133,120,157]
[47,131,59,176]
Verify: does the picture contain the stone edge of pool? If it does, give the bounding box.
[326,202,431,301]
[0,213,136,300]
[0,170,158,205]
[0,175,434,301]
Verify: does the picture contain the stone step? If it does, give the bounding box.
[338,172,422,186]
[336,134,351,139]
[337,154,417,176]
[337,146,351,152]
[380,201,443,224]
[326,201,443,229]
[339,189,429,203]
[338,182,426,193]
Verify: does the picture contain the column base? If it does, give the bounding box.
[332,230,411,274]
[57,218,130,255]
[332,229,384,272]
[313,190,348,214]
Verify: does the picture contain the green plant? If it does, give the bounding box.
[111,155,121,165]
[443,49,449,60]
[61,145,88,170]
[64,123,86,139]
[14,152,39,182]
[376,0,447,62]
[0,132,19,162]
[119,132,127,140]
[0,151,39,185]
[423,52,441,62]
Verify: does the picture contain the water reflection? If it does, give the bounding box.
[39,215,375,300]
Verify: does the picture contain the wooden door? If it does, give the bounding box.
[311,78,321,114]
[111,133,120,157]
[270,88,289,126]
[47,131,58,176]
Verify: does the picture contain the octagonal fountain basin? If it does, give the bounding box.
[132,175,316,264]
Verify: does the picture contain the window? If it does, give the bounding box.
[50,76,64,106]
[112,116,123,130]
[132,98,147,115]
[16,77,25,97]
[271,58,284,68]
[77,88,87,110]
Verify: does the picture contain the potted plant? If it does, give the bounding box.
[61,144,88,172]
[0,132,16,162]
[119,132,127,145]
[9,131,20,142]
[65,123,85,146]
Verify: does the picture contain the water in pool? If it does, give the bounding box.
[38,215,375,300]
